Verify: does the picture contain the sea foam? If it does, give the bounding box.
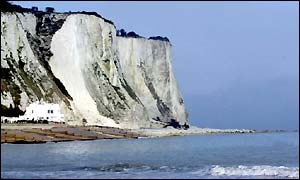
[191,165,299,178]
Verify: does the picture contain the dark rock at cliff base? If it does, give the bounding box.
[163,119,182,129]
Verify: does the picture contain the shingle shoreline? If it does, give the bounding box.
[1,124,145,144]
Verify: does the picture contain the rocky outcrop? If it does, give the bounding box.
[1,4,188,129]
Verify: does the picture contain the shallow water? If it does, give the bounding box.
[1,132,299,179]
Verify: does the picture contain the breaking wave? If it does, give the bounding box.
[191,165,299,178]
[2,164,299,179]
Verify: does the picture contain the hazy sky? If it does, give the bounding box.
[14,1,299,130]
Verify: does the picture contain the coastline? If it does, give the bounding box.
[130,126,257,137]
[1,124,143,144]
[131,126,291,138]
[1,124,287,144]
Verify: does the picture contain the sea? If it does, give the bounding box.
[1,132,299,179]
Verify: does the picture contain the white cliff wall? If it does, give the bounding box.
[1,12,76,120]
[1,11,188,129]
[117,37,187,125]
[49,14,149,128]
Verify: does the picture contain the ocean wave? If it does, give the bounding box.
[191,165,299,178]
[74,163,177,173]
[1,164,181,179]
[64,164,300,178]
[2,164,299,179]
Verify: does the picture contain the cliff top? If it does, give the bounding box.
[116,29,171,43]
[1,1,171,44]
[0,1,115,26]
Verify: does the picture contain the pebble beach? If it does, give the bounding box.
[1,124,262,144]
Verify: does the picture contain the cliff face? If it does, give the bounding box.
[1,10,188,129]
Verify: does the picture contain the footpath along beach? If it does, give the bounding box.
[1,124,281,144]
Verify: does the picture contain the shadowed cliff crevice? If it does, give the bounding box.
[1,55,30,116]
[24,13,73,104]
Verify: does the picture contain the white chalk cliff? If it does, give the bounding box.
[1,6,188,129]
